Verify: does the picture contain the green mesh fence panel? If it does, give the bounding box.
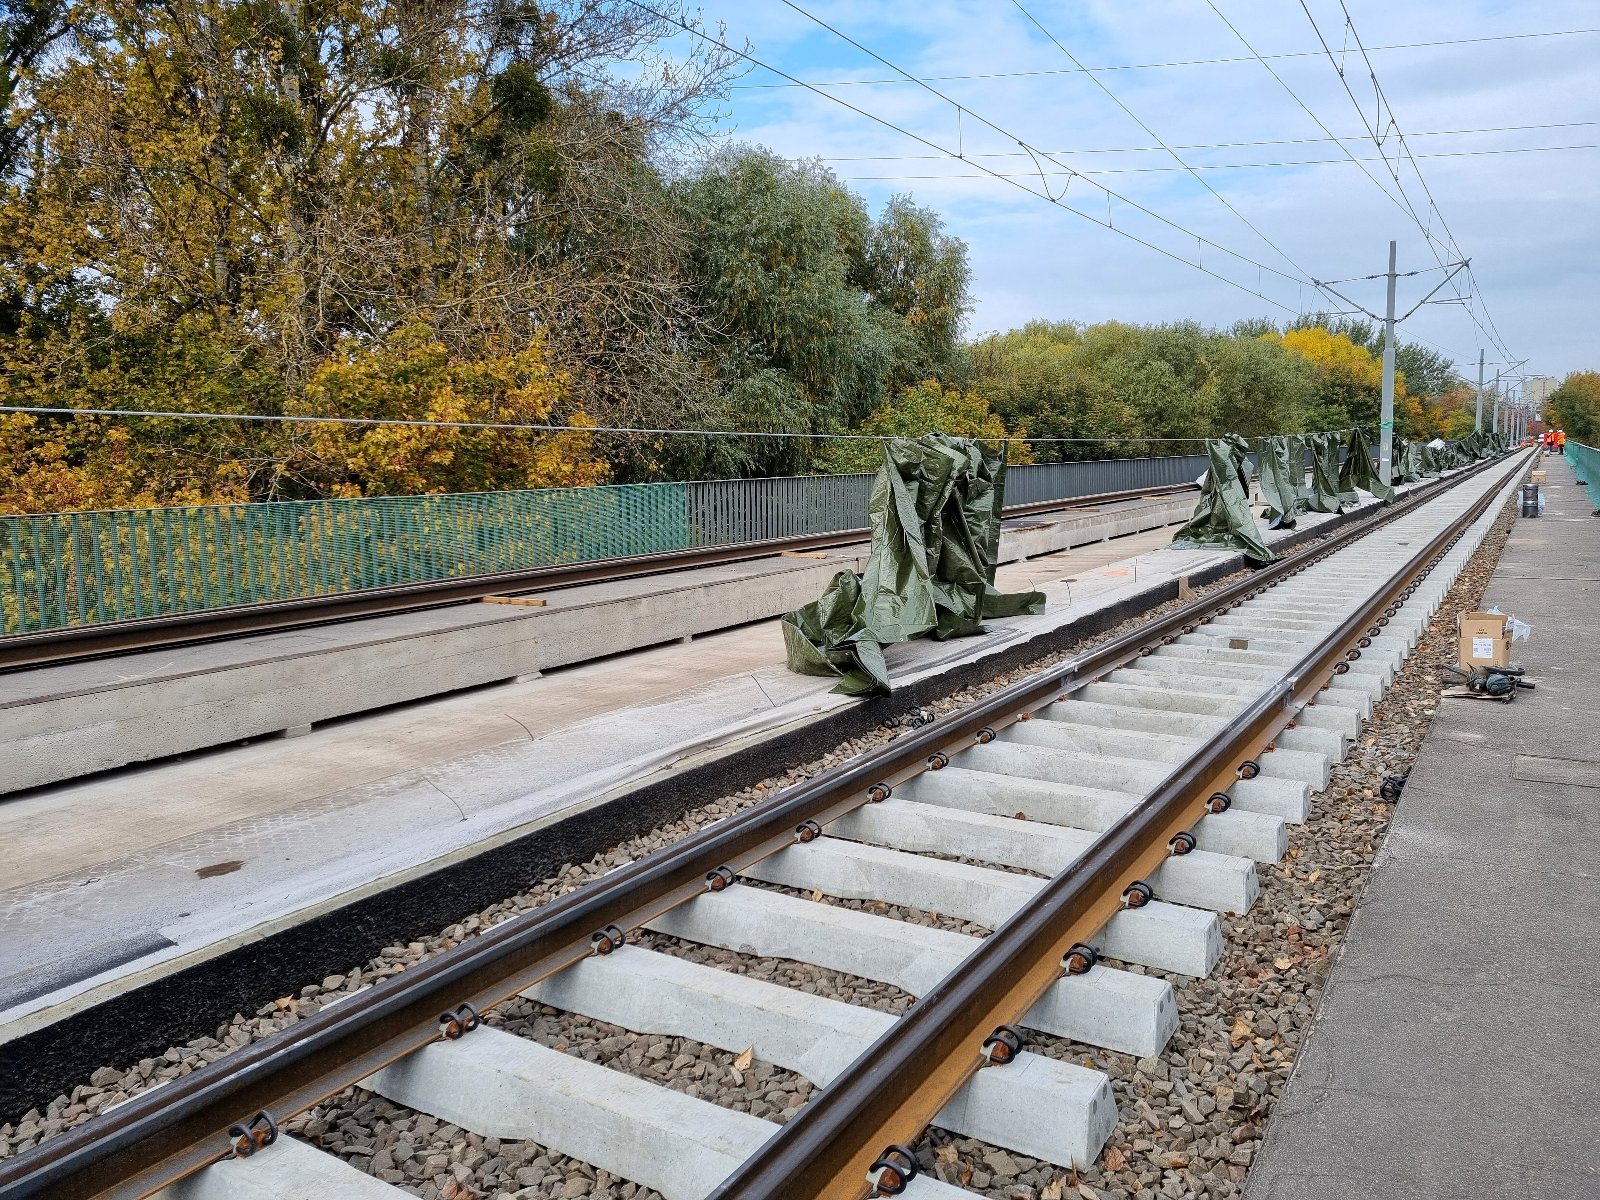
[0,454,1225,637]
[0,483,690,635]
[1567,442,1599,512]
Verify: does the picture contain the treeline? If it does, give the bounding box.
[1548,373,1600,442]
[0,0,1477,513]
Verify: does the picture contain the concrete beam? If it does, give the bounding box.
[900,764,1285,861]
[741,842,1221,976]
[646,884,1178,1057]
[526,945,1117,1167]
[152,1137,405,1200]
[829,799,1258,914]
[1097,900,1222,977]
[365,1028,978,1199]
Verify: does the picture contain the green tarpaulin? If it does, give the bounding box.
[1337,428,1394,502]
[1255,435,1305,529]
[1170,434,1274,564]
[781,434,1045,695]
[1394,437,1431,482]
[1306,431,1345,513]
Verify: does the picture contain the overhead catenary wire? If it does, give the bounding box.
[1297,0,1518,365]
[1203,0,1509,365]
[3,405,1363,444]
[837,142,1599,180]
[1006,0,1323,291]
[731,26,1600,89]
[815,120,1600,162]
[626,0,1313,312]
[1331,1,1519,367]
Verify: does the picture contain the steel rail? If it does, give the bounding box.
[0,484,1193,672]
[708,453,1528,1199]
[0,457,1513,1200]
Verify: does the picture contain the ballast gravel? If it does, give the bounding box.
[0,483,1521,1200]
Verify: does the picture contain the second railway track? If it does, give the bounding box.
[0,451,1531,1200]
[0,483,1196,672]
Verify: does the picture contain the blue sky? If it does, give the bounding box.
[670,0,1600,387]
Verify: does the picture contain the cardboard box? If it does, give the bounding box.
[1458,611,1511,669]
[1531,470,1548,484]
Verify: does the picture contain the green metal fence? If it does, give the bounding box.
[1566,441,1599,512]
[1,484,691,636]
[0,454,1211,637]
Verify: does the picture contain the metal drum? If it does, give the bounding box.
[1520,483,1541,517]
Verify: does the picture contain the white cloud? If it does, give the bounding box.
[687,0,1600,379]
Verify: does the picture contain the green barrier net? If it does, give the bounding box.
[0,484,691,636]
[781,435,1045,695]
[1568,442,1600,512]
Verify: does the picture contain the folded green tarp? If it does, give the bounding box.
[1337,427,1394,502]
[1306,430,1346,513]
[1170,434,1274,564]
[781,434,1045,695]
[1255,434,1305,529]
[1394,437,1431,482]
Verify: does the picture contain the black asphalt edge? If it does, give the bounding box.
[0,490,1436,1120]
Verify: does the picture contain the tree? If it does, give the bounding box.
[1548,372,1600,442]
[672,149,972,477]
[856,196,971,384]
[818,380,1027,474]
[0,0,740,503]
[1275,326,1397,432]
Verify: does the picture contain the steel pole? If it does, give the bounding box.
[1380,240,1397,486]
[1475,349,1485,432]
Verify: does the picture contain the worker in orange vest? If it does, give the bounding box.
[1555,429,1566,455]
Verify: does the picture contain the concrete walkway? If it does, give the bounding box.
[1246,454,1600,1199]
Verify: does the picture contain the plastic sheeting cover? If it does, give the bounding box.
[1255,435,1305,529]
[781,434,1045,695]
[1306,431,1345,513]
[1337,427,1394,502]
[1170,434,1274,564]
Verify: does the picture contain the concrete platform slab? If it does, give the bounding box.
[0,497,1199,793]
[1245,454,1599,1200]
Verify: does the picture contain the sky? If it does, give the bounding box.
[667,0,1600,388]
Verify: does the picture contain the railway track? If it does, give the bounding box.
[0,452,1529,1200]
[0,483,1194,671]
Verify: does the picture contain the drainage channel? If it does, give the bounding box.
[0,452,1530,1200]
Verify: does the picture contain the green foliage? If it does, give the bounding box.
[817,380,1024,474]
[1548,372,1600,442]
[672,148,971,476]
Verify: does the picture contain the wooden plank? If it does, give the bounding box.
[482,595,547,607]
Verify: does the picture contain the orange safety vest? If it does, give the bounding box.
[1557,431,1567,447]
